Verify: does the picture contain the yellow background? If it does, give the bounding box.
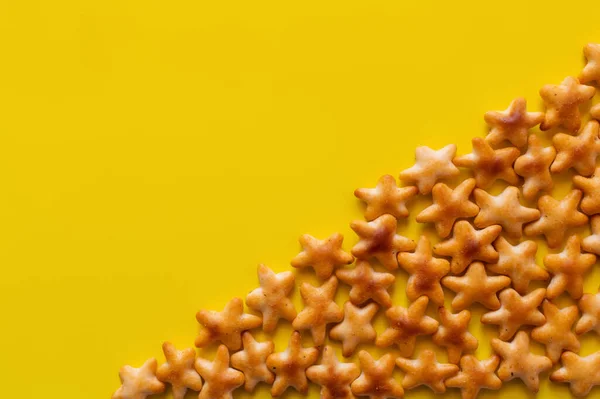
[1,0,600,398]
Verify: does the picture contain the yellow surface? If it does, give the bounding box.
[1,0,600,398]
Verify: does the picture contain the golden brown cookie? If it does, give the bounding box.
[156,343,203,399]
[445,355,502,399]
[474,186,540,239]
[481,288,546,340]
[531,300,580,363]
[415,178,479,238]
[433,221,501,275]
[539,76,596,132]
[399,144,460,194]
[351,214,415,270]
[396,350,458,393]
[551,351,600,397]
[514,134,556,201]
[195,297,262,351]
[592,103,600,120]
[398,235,450,305]
[432,307,478,364]
[484,97,544,148]
[246,264,296,333]
[330,302,378,357]
[194,345,245,399]
[544,235,596,300]
[442,262,511,311]
[113,359,165,399]
[580,43,600,84]
[491,331,552,392]
[351,351,404,399]
[551,120,600,176]
[336,260,395,308]
[376,296,439,357]
[291,233,354,280]
[524,190,588,248]
[583,215,600,255]
[355,174,418,220]
[306,346,361,399]
[573,168,600,215]
[292,276,343,345]
[487,237,548,294]
[576,292,600,335]
[453,137,520,189]
[230,332,274,392]
[266,331,319,397]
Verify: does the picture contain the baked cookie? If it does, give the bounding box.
[580,43,600,84]
[551,120,600,176]
[514,134,556,200]
[291,233,354,280]
[351,351,404,399]
[354,174,418,220]
[156,343,203,399]
[336,260,395,308]
[445,355,502,399]
[330,301,378,357]
[539,76,595,132]
[531,300,580,363]
[551,351,600,397]
[230,332,274,392]
[194,345,244,399]
[592,103,600,120]
[113,359,165,399]
[573,168,600,216]
[484,97,544,148]
[396,350,458,393]
[575,292,600,335]
[399,144,460,194]
[306,346,361,399]
[582,215,600,255]
[432,307,478,364]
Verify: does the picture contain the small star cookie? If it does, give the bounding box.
[396,350,458,393]
[113,359,165,399]
[491,331,552,392]
[474,186,540,239]
[230,332,274,392]
[399,144,460,194]
[330,302,378,357]
[306,346,361,399]
[576,292,600,335]
[433,221,501,275]
[539,76,596,133]
[573,168,600,215]
[445,355,502,399]
[531,300,580,363]
[195,297,262,351]
[415,178,479,238]
[432,307,478,364]
[580,43,600,84]
[376,296,439,357]
[583,215,600,255]
[336,260,395,308]
[354,174,418,220]
[156,343,203,399]
[551,351,600,397]
[292,276,343,345]
[551,120,600,176]
[351,214,415,270]
[291,233,354,280]
[514,134,556,200]
[481,288,546,340]
[266,331,319,396]
[351,351,404,399]
[453,137,520,189]
[398,235,450,305]
[194,345,244,399]
[484,97,544,148]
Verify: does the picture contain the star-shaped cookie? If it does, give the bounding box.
[445,355,502,399]
[291,233,354,280]
[491,331,552,392]
[351,351,404,399]
[580,43,600,84]
[156,343,203,399]
[266,331,319,396]
[375,296,439,357]
[487,237,548,294]
[551,351,600,397]
[336,260,395,308]
[194,345,244,399]
[230,332,274,392]
[593,103,600,120]
[453,137,520,189]
[484,97,544,148]
[330,302,378,357]
[514,134,556,200]
[524,190,588,248]
[399,144,460,194]
[544,235,596,299]
[433,221,501,275]
[481,288,546,340]
[113,359,165,399]
[292,276,343,345]
[552,120,600,176]
[474,186,540,239]
[351,214,415,270]
[531,300,580,363]
[442,262,510,311]
[195,297,262,351]
[398,235,450,305]
[415,178,479,238]
[246,264,296,332]
[396,350,458,393]
[583,215,600,255]
[576,292,600,335]
[573,168,600,215]
[306,346,361,399]
[355,174,418,220]
[539,76,596,132]
[432,307,478,364]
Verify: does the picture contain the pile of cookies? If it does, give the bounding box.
[113,43,600,399]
